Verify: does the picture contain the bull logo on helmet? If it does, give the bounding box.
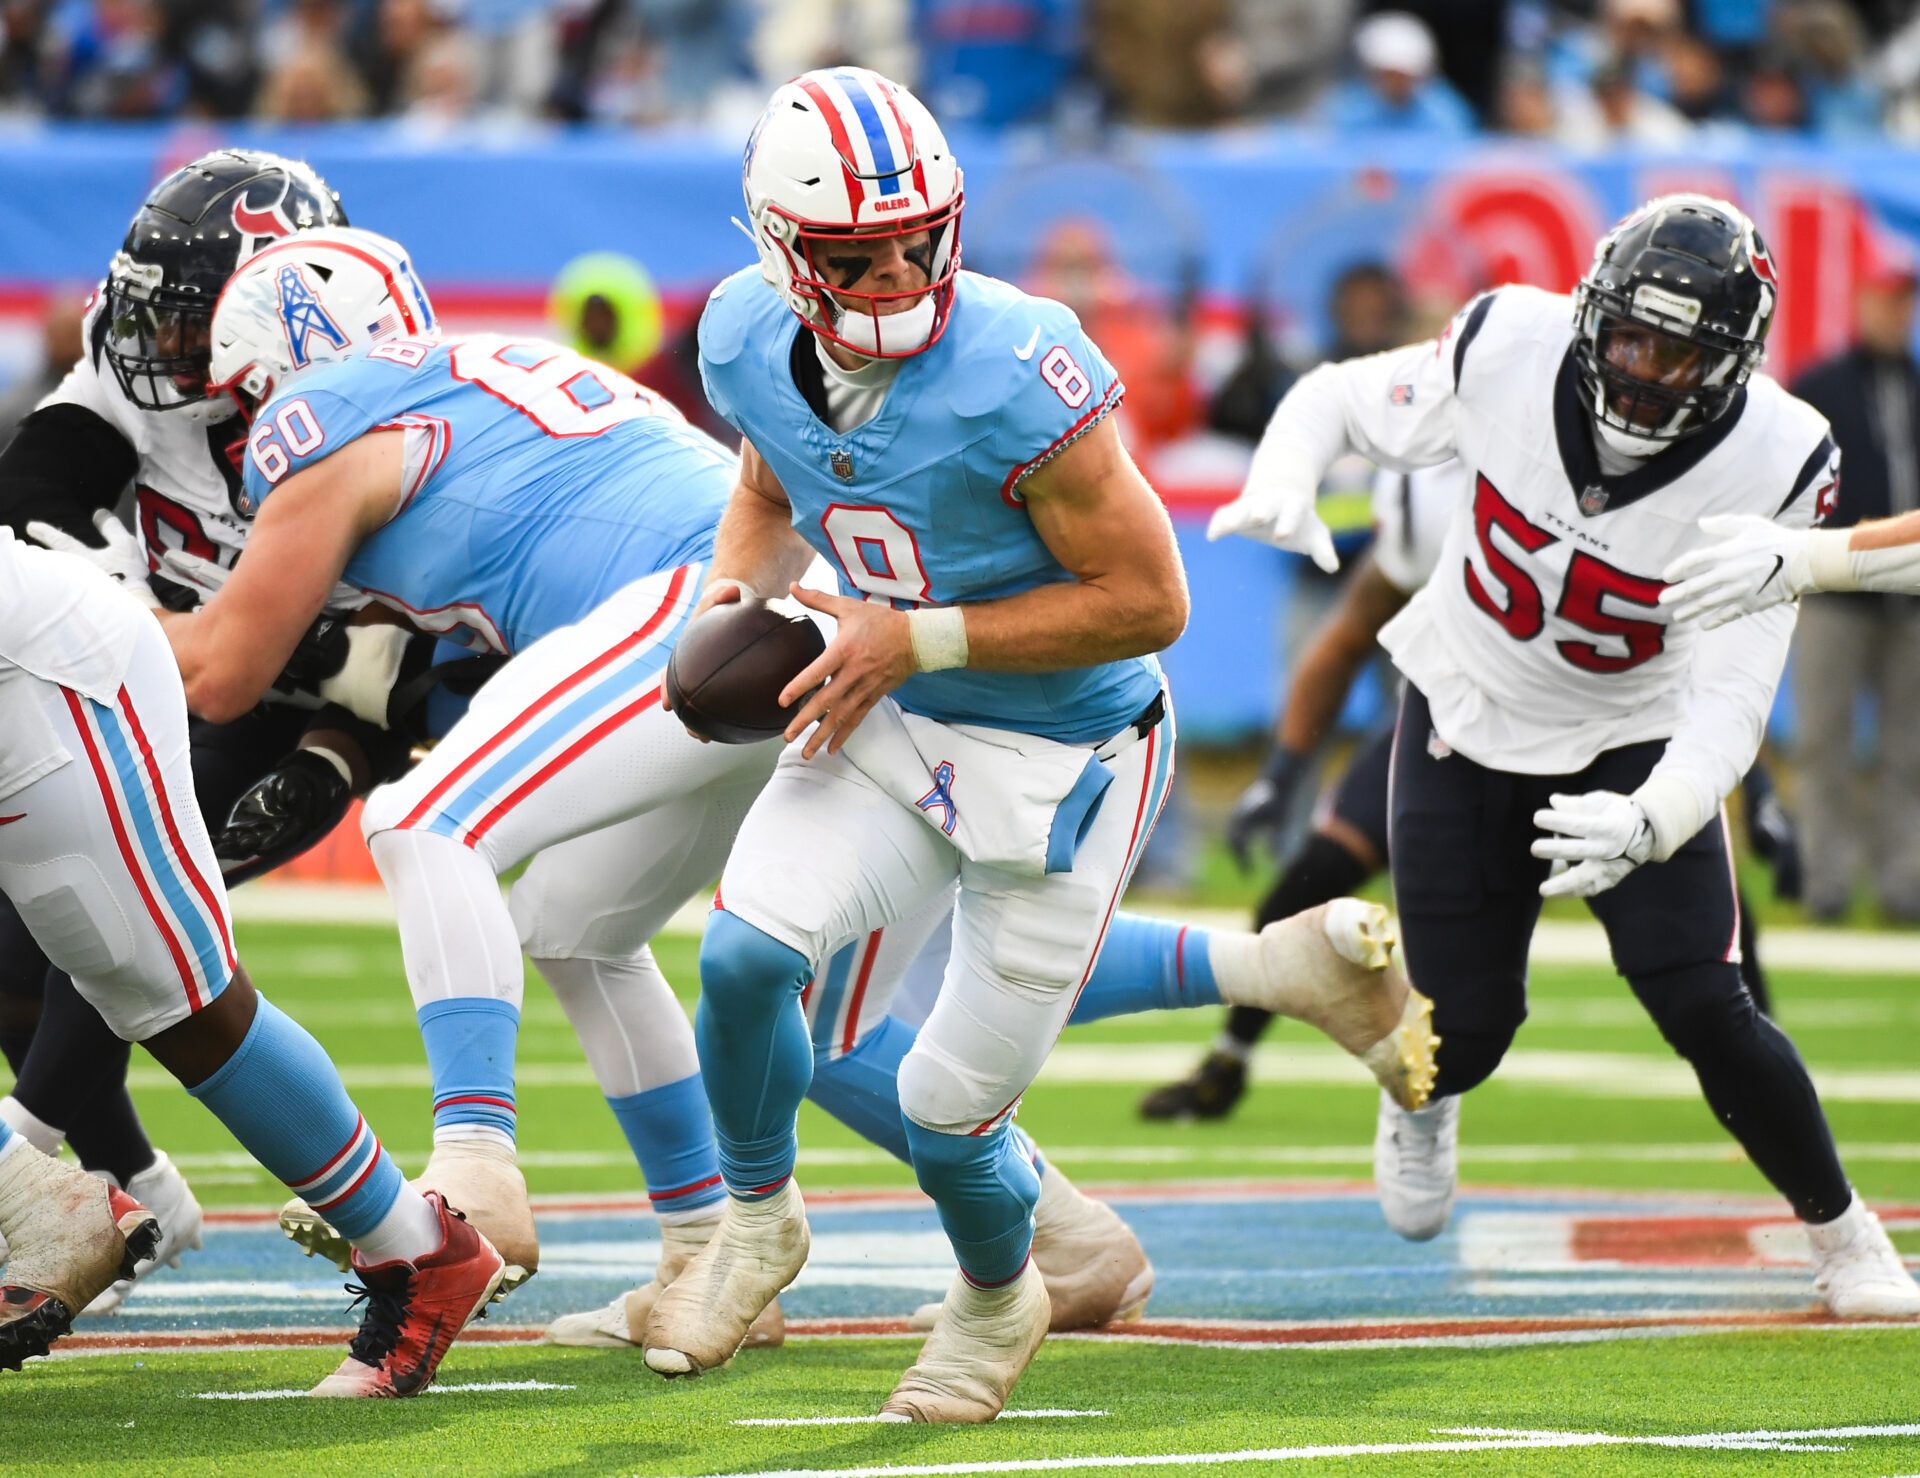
[276,263,349,369]
[232,177,316,254]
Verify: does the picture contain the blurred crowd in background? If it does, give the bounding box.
[2,0,1920,141]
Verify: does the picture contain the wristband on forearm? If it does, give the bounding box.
[908,606,968,672]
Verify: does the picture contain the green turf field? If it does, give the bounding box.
[10,912,1920,1475]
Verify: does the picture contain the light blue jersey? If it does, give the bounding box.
[699,269,1162,744]
[242,333,734,654]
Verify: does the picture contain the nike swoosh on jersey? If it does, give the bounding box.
[1014,327,1040,360]
[1763,555,1785,590]
[0,815,25,825]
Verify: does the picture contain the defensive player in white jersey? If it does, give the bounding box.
[0,150,417,1314]
[0,529,504,1390]
[1211,194,1920,1317]
[1150,459,1795,1120]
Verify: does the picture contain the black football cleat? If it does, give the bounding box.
[1138,1051,1249,1121]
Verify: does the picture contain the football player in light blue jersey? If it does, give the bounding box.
[128,225,1430,1362]
[646,67,1432,1420]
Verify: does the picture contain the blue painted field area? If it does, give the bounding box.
[83,1185,1901,1338]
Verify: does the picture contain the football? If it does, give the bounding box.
[664,597,827,744]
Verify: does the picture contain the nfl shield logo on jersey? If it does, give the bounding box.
[830,448,855,481]
[1578,483,1610,516]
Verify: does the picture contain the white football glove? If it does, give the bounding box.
[156,547,232,601]
[1660,513,1812,628]
[318,623,414,728]
[1206,458,1340,573]
[26,509,159,609]
[1531,790,1654,899]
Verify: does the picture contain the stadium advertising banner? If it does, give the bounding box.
[0,126,1908,734]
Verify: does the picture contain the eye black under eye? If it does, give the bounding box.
[825,254,872,289]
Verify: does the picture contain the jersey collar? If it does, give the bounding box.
[1552,346,1747,515]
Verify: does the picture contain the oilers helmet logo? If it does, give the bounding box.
[276,264,350,369]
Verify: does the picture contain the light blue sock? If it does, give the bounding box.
[189,997,404,1241]
[418,997,519,1141]
[904,1119,1041,1287]
[807,1014,917,1164]
[697,910,814,1198]
[607,1074,725,1220]
[1069,911,1220,1025]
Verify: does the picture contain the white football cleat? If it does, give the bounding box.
[883,1261,1051,1423]
[643,1181,809,1377]
[1374,1088,1458,1241]
[546,1215,785,1349]
[910,1161,1151,1333]
[83,1151,205,1316]
[1212,900,1439,1110]
[1808,1196,1920,1318]
[282,1138,537,1294]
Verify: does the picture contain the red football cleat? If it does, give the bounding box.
[308,1190,506,1397]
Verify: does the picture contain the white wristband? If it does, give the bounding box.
[1805,528,1859,592]
[908,606,968,672]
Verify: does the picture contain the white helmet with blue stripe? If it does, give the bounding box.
[206,225,438,415]
[741,67,963,359]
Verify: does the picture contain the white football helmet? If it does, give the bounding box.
[741,67,962,358]
[207,226,437,414]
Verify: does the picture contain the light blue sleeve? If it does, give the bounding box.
[240,376,384,515]
[991,302,1123,500]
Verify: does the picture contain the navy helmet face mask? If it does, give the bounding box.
[104,149,347,414]
[1572,196,1775,457]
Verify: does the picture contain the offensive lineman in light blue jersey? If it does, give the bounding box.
[137,226,1434,1358]
[646,67,1433,1421]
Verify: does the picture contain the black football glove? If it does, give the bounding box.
[216,748,353,887]
[1226,747,1308,872]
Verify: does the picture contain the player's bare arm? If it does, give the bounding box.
[694,441,812,616]
[779,415,1188,757]
[162,431,405,722]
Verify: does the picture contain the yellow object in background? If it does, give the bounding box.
[549,251,663,373]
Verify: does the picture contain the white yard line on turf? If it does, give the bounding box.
[735,1411,1107,1427]
[685,1424,1920,1478]
[192,1379,573,1400]
[233,885,1920,975]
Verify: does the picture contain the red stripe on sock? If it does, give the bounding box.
[433,1095,517,1114]
[648,1173,724,1203]
[310,1137,385,1214]
[291,1115,368,1189]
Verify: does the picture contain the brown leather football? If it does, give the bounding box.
[664,598,827,744]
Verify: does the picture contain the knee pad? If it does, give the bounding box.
[0,856,137,983]
[896,1037,999,1135]
[1431,1026,1515,1098]
[986,880,1103,1000]
[699,909,810,1016]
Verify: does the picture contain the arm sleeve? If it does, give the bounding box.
[1634,603,1796,861]
[1247,292,1491,493]
[1633,429,1834,859]
[0,402,138,540]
